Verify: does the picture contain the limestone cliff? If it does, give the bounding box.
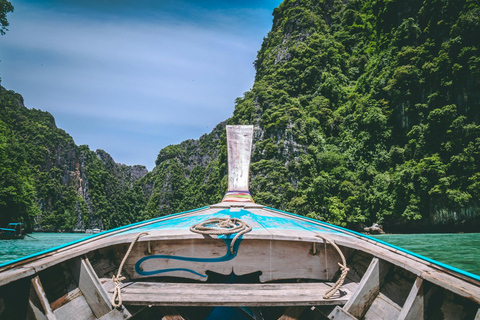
[0,87,148,231]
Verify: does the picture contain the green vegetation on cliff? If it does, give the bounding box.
[229,0,480,231]
[1,0,479,232]
[147,0,480,232]
[0,87,148,231]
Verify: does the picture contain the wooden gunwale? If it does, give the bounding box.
[2,203,479,307]
[0,207,210,286]
[263,207,480,304]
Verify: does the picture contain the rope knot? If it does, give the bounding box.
[111,232,148,308]
[190,217,252,254]
[111,275,126,308]
[315,234,350,299]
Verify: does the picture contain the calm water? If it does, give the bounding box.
[0,232,479,276]
[372,233,480,276]
[0,232,89,265]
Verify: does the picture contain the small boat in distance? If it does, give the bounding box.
[0,223,26,240]
[0,125,479,320]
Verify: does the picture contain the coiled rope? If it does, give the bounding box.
[315,234,350,299]
[190,217,252,254]
[111,232,149,308]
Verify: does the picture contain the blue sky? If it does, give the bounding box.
[0,0,282,170]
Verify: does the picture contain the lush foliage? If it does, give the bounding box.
[0,0,13,35]
[1,0,479,232]
[147,0,480,231]
[227,0,480,231]
[0,87,149,231]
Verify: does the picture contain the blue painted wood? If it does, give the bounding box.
[121,208,344,235]
[134,237,243,277]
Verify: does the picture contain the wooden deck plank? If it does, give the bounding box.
[106,282,352,307]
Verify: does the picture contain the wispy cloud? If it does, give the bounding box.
[1,0,281,169]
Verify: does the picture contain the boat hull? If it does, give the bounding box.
[0,204,479,320]
[0,234,25,240]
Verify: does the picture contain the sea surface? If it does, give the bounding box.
[0,232,479,276]
[371,233,480,276]
[0,232,89,265]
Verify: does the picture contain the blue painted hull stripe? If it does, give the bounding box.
[265,207,480,282]
[135,237,241,277]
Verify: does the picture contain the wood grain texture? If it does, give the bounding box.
[97,309,130,320]
[53,294,95,320]
[398,277,423,320]
[31,276,57,320]
[69,257,112,318]
[327,306,357,320]
[106,282,352,307]
[363,293,401,320]
[28,300,49,320]
[28,284,49,320]
[124,238,344,283]
[343,257,390,319]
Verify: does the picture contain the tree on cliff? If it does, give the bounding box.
[0,0,13,34]
[0,0,13,35]
[0,0,13,85]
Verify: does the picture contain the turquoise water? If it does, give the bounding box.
[0,233,89,265]
[0,232,479,276]
[372,233,480,276]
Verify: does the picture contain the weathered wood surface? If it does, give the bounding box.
[328,307,357,320]
[363,293,401,320]
[398,277,424,320]
[28,300,49,320]
[125,238,344,282]
[97,309,130,320]
[52,294,95,320]
[69,257,112,318]
[31,276,57,320]
[475,308,480,320]
[28,283,49,320]
[2,203,480,315]
[264,207,480,305]
[342,257,390,319]
[106,282,353,307]
[50,288,83,311]
[0,207,212,286]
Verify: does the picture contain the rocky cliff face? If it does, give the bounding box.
[146,0,480,232]
[0,87,148,231]
[2,0,480,232]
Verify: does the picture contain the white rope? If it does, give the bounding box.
[111,232,149,308]
[315,234,350,299]
[190,217,252,254]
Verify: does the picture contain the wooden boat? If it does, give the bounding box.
[0,125,479,320]
[0,223,26,240]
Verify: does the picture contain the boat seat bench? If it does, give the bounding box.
[106,282,353,307]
